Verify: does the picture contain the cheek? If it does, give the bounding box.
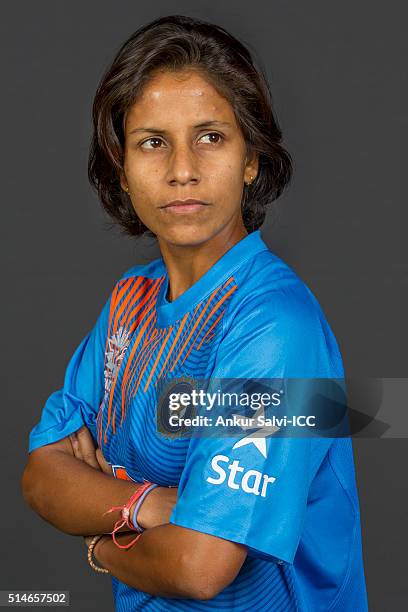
[208,153,244,184]
[127,165,160,202]
[127,181,162,226]
[211,165,245,201]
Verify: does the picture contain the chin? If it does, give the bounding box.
[159,224,215,247]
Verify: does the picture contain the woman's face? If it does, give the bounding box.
[120,69,258,247]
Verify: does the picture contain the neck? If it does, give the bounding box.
[158,221,248,302]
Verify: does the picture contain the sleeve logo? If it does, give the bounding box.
[206,454,276,498]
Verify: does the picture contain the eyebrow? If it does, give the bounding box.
[128,120,232,135]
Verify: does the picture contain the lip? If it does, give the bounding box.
[160,198,210,213]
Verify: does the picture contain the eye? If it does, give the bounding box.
[140,137,165,149]
[199,132,224,145]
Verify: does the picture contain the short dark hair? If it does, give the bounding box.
[88,14,293,238]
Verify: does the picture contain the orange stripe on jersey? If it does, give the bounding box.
[125,326,157,384]
[122,328,166,418]
[143,325,174,392]
[112,277,149,336]
[122,279,164,368]
[188,280,237,350]
[170,283,228,372]
[125,327,163,398]
[132,331,165,394]
[111,277,137,333]
[156,311,190,382]
[196,308,226,351]
[98,281,122,450]
[103,277,164,441]
[179,279,237,366]
[103,279,143,440]
[122,278,156,330]
[105,309,157,441]
[117,281,163,415]
[124,278,162,333]
[144,327,159,345]
[117,308,157,428]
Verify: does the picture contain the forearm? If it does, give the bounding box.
[22,450,150,536]
[95,526,210,600]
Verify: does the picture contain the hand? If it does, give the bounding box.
[133,486,178,530]
[95,447,112,476]
[69,425,112,476]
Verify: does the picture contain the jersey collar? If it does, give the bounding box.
[155,229,269,327]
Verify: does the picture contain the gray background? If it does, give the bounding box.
[1,1,407,610]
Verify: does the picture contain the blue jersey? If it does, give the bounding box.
[28,229,368,611]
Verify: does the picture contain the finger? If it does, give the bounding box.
[75,426,100,470]
[69,432,83,461]
[96,448,112,475]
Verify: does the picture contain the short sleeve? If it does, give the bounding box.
[169,287,345,564]
[28,292,112,453]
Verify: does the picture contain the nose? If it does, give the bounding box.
[166,143,200,186]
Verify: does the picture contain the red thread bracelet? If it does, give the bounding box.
[103,481,155,549]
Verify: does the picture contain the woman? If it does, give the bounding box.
[22,14,368,611]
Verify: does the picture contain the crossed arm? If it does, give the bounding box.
[21,427,247,600]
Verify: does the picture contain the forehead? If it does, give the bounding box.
[124,69,237,129]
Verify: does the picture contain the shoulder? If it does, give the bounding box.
[228,248,324,333]
[221,249,344,378]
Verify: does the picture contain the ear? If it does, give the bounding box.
[119,172,128,192]
[244,148,259,184]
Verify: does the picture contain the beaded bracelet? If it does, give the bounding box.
[131,483,159,532]
[87,535,110,574]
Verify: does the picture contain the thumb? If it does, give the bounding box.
[96,447,112,475]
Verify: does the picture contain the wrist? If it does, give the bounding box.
[93,534,110,565]
[131,485,162,530]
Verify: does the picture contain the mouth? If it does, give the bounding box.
[159,199,211,213]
